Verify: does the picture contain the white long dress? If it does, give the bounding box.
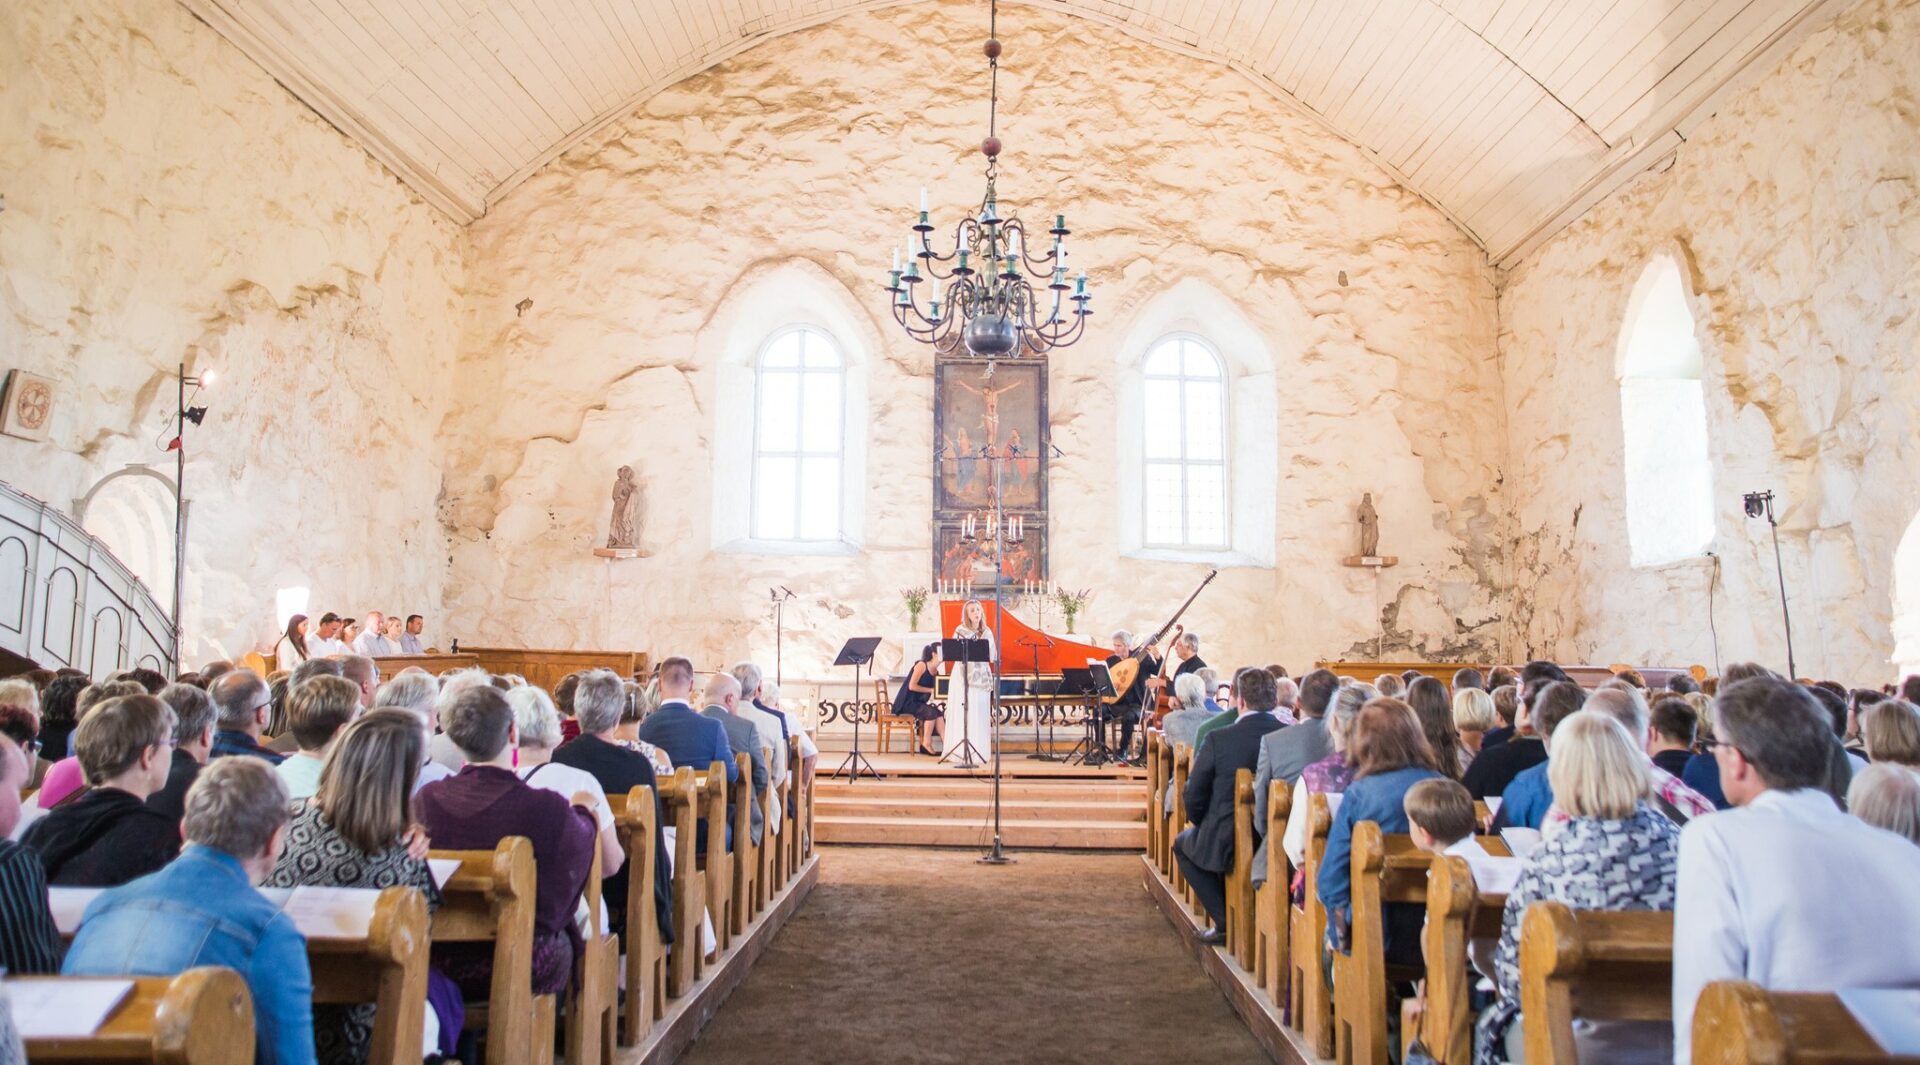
[944,624,997,763]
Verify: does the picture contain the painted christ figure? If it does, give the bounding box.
[954,374,1022,448]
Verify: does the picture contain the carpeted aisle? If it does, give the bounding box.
[679,846,1270,1064]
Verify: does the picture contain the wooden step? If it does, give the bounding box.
[813,780,1143,803]
[816,815,1146,849]
[815,796,1145,822]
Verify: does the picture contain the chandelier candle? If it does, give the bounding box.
[884,0,1092,359]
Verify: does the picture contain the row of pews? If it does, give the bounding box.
[15,739,817,1065]
[1142,734,1908,1065]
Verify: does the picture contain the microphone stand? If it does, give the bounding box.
[1745,491,1798,679]
[771,587,795,685]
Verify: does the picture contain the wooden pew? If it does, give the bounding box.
[1254,778,1293,1008]
[1169,744,1192,902]
[729,751,757,938]
[566,846,619,1065]
[430,837,557,1065]
[1519,900,1674,1065]
[14,967,252,1065]
[700,761,733,953]
[1227,769,1258,967]
[305,885,430,1065]
[663,767,706,997]
[757,752,781,911]
[1422,854,1510,1065]
[1288,792,1336,1057]
[1692,981,1917,1064]
[609,785,666,1046]
[1334,822,1430,1065]
[1145,732,1165,870]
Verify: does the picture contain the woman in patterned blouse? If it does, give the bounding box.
[1473,710,1681,1065]
[265,710,453,1064]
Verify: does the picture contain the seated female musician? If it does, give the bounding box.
[894,643,944,756]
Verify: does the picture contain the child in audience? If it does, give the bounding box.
[1406,778,1482,858]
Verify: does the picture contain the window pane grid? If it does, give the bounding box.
[1142,337,1228,550]
[752,329,844,543]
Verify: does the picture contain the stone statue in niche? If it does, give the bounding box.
[1345,492,1396,569]
[594,466,645,559]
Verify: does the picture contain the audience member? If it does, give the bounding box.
[700,673,769,846]
[0,737,62,974]
[1451,687,1498,764]
[23,695,181,885]
[337,655,377,710]
[1491,680,1587,829]
[1672,676,1920,1064]
[1862,699,1920,767]
[1486,665,1518,691]
[264,710,455,1062]
[1273,683,1371,875]
[1450,667,1486,695]
[122,668,168,695]
[1648,696,1698,778]
[276,676,360,801]
[1843,688,1883,758]
[275,614,310,667]
[34,679,146,809]
[1175,667,1286,943]
[36,674,86,762]
[147,683,216,821]
[636,658,739,788]
[1406,676,1466,779]
[1482,685,1520,750]
[1373,672,1404,698]
[1404,777,1483,858]
[426,669,494,771]
[371,671,452,792]
[201,660,236,682]
[1848,764,1920,845]
[399,614,427,655]
[1666,673,1701,695]
[758,680,818,784]
[208,670,285,765]
[62,757,315,1065]
[1476,711,1680,1061]
[416,685,596,1000]
[1462,662,1563,800]
[731,663,789,802]
[1252,668,1339,796]
[1161,673,1213,750]
[509,685,624,881]
[1318,698,1442,962]
[0,707,45,794]
[1805,684,1866,773]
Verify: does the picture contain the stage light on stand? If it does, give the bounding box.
[1742,489,1798,679]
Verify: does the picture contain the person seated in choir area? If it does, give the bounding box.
[892,643,944,756]
[276,612,310,668]
[400,613,428,655]
[208,669,287,765]
[1173,667,1286,945]
[1475,711,1682,1064]
[63,757,319,1065]
[350,611,391,657]
[275,675,360,802]
[415,685,598,1000]
[146,683,217,823]
[701,673,769,847]
[1671,676,1920,1065]
[305,612,351,659]
[24,695,182,887]
[338,618,361,649]
[635,657,739,851]
[264,710,460,1064]
[0,736,65,975]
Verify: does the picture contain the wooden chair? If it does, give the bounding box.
[1255,778,1293,1007]
[871,678,914,753]
[1333,823,1430,1065]
[306,885,430,1065]
[663,767,706,997]
[1289,792,1336,1057]
[15,967,251,1064]
[429,837,557,1065]
[1519,900,1674,1065]
[1226,768,1258,967]
[1692,981,1916,1064]
[609,785,666,1046]
[729,751,757,938]
[1420,853,1511,1065]
[565,846,619,1065]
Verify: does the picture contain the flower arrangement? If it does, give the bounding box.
[902,586,930,631]
[1054,587,1092,634]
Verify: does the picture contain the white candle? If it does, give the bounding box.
[920,187,929,214]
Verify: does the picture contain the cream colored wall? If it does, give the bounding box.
[0,0,465,664]
[442,1,1506,679]
[1497,0,1920,683]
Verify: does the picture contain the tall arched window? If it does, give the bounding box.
[1142,335,1228,549]
[751,327,844,542]
[1617,256,1714,566]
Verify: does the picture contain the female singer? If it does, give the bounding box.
[894,643,944,756]
[275,614,310,668]
[945,599,997,763]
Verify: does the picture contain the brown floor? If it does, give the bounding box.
[679,846,1271,1065]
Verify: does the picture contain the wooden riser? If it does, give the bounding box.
[816,797,1146,822]
[813,781,1145,803]
[817,816,1147,849]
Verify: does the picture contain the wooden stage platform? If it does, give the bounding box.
[815,752,1147,850]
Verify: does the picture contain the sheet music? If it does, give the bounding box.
[1325,794,1344,816]
[278,886,381,939]
[1462,854,1525,896]
[1485,796,1504,817]
[8,977,133,1038]
[1499,827,1542,859]
[47,887,104,936]
[428,858,461,890]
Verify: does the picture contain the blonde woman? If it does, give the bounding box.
[945,599,997,763]
[1451,687,1499,764]
[1863,700,1920,768]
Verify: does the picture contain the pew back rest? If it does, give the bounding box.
[1692,981,1919,1065]
[15,967,252,1065]
[1519,900,1674,1065]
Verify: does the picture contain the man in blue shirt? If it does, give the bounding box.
[63,757,315,1065]
[206,670,285,765]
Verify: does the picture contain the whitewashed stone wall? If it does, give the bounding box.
[1497,0,1920,683]
[0,0,466,664]
[442,2,1506,679]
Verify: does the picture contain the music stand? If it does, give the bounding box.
[1018,635,1059,761]
[830,637,884,781]
[940,637,992,770]
[1065,663,1118,766]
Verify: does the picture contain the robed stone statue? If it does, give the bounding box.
[606,466,639,550]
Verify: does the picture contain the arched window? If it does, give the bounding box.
[1893,512,1920,678]
[1141,335,1229,549]
[1617,256,1715,566]
[750,327,845,542]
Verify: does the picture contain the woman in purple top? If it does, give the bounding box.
[415,685,597,997]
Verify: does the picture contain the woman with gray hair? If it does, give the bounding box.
[1161,673,1213,751]
[507,686,623,878]
[426,669,493,772]
[374,670,451,791]
[1848,763,1920,845]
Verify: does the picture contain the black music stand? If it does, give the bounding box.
[1017,635,1059,761]
[1064,664,1117,766]
[940,637,992,770]
[830,637,883,781]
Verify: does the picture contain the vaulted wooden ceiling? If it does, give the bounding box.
[178,0,1853,265]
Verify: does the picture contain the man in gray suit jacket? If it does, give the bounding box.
[701,673,770,846]
[1250,668,1341,881]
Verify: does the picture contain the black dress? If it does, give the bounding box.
[893,662,942,722]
